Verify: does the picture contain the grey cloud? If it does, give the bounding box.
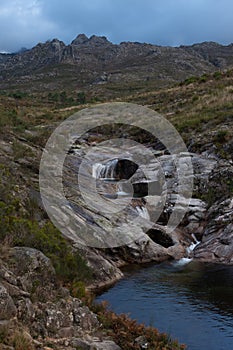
[0,0,233,52]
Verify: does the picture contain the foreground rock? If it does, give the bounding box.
[0,246,120,350]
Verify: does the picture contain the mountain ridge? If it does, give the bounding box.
[1,34,233,93]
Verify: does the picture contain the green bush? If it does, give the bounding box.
[198,74,208,83]
[213,71,222,80]
[181,76,198,86]
[214,130,228,143]
[8,91,28,99]
[0,165,93,285]
[77,91,86,104]
[4,217,93,283]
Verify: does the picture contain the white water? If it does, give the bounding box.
[136,206,150,220]
[92,163,106,178]
[174,234,200,266]
[92,159,118,179]
[116,190,129,197]
[174,257,193,266]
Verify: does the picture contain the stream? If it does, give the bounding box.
[96,260,233,350]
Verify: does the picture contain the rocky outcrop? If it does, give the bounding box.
[1,36,233,90]
[0,39,66,78]
[182,41,233,68]
[0,246,121,349]
[61,136,221,267]
[194,198,233,263]
[63,127,233,268]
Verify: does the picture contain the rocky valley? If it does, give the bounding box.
[0,35,233,349]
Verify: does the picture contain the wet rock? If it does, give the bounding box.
[147,228,174,248]
[96,158,138,180]
[124,180,162,198]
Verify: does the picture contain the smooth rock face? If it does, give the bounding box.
[64,141,219,263]
[68,138,233,265]
[194,197,233,263]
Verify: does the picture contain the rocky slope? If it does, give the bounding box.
[0,246,122,350]
[0,35,233,93]
[0,103,189,349]
[0,47,233,349]
[62,122,233,269]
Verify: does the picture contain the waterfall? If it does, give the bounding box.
[174,234,200,266]
[92,163,106,179]
[105,158,118,179]
[92,159,118,179]
[186,234,200,255]
[116,182,130,196]
[136,206,150,220]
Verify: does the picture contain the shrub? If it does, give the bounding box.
[214,130,228,143]
[0,164,93,285]
[5,218,93,284]
[213,71,222,80]
[180,76,198,86]
[198,74,208,83]
[93,302,186,350]
[0,328,34,350]
[12,331,34,350]
[77,91,86,104]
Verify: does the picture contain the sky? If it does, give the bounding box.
[1,0,233,53]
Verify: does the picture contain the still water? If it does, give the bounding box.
[96,261,233,350]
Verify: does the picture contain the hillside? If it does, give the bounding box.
[0,36,233,349]
[0,35,233,98]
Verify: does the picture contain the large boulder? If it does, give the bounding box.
[194,198,233,263]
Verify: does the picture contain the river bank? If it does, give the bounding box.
[96,259,233,350]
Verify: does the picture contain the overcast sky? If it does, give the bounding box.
[1,0,233,52]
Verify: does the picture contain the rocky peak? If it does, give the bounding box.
[71,34,112,47]
[33,38,65,51]
[71,33,89,45]
[89,34,111,45]
[181,41,222,49]
[182,41,233,68]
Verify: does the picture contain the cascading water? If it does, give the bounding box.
[174,233,200,266]
[92,163,106,179]
[136,206,150,220]
[116,181,132,196]
[92,159,118,180]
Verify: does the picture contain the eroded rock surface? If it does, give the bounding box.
[0,247,120,350]
[194,198,233,263]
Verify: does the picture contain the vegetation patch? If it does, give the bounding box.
[92,302,186,350]
[0,165,93,286]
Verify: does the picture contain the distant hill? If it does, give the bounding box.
[0,34,233,93]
